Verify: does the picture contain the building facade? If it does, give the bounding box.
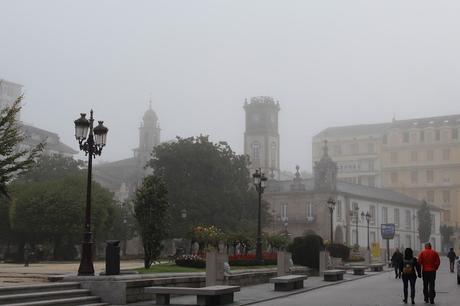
[313,115,460,230]
[0,79,23,120]
[244,96,280,179]
[265,143,442,252]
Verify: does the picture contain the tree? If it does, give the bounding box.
[134,175,170,268]
[0,97,42,197]
[417,200,432,243]
[440,224,454,251]
[9,175,116,260]
[16,154,84,182]
[148,135,267,238]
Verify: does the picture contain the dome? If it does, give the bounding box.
[143,101,158,123]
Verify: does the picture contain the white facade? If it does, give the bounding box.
[333,195,441,253]
[0,79,23,120]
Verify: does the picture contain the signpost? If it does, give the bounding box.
[381,224,395,264]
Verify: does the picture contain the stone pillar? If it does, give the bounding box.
[277,251,292,276]
[319,250,328,275]
[206,252,228,286]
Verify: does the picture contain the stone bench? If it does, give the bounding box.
[323,269,346,282]
[369,263,384,272]
[269,275,308,291]
[351,266,367,275]
[145,285,240,306]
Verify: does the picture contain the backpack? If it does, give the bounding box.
[402,259,414,275]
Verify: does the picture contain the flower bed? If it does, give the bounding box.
[175,254,206,268]
[229,252,277,266]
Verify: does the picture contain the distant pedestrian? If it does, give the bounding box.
[399,248,421,304]
[418,242,440,304]
[391,248,403,278]
[446,248,457,273]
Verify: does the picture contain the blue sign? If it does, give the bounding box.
[381,223,395,240]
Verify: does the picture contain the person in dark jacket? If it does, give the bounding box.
[391,248,404,278]
[446,248,457,273]
[399,248,421,304]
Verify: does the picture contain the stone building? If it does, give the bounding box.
[93,102,161,203]
[244,96,280,179]
[264,142,442,252]
[313,114,460,230]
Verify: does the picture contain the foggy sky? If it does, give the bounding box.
[1,0,460,172]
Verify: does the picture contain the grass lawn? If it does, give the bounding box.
[134,262,276,274]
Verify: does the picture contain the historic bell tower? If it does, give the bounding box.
[135,100,161,166]
[243,96,280,179]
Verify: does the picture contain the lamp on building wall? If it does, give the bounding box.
[253,168,267,264]
[361,211,371,250]
[327,198,336,244]
[74,111,108,276]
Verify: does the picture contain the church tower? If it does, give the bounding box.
[135,100,161,165]
[313,140,338,191]
[244,96,280,179]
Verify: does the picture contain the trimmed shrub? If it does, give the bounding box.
[175,254,206,268]
[287,234,324,269]
[326,243,350,260]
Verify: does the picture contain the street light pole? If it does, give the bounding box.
[74,111,108,276]
[253,168,267,264]
[327,198,336,244]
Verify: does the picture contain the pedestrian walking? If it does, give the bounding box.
[391,248,403,278]
[418,242,440,304]
[399,248,421,304]
[446,247,457,273]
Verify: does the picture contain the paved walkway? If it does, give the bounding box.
[123,269,385,306]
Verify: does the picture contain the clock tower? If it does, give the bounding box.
[244,96,280,179]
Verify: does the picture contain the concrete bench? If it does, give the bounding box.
[369,263,384,272]
[323,269,346,282]
[351,266,367,275]
[269,275,308,291]
[145,285,240,306]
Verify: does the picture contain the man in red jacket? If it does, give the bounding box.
[418,242,440,304]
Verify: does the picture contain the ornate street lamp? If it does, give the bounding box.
[327,198,336,244]
[253,168,267,264]
[74,110,108,276]
[361,211,371,250]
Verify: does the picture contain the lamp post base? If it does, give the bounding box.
[78,240,95,276]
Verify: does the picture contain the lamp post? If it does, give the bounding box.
[327,198,336,244]
[253,168,267,264]
[74,111,108,276]
[361,211,371,250]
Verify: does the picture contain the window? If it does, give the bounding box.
[367,143,375,153]
[352,230,358,245]
[282,203,288,220]
[270,142,277,168]
[394,208,400,228]
[333,144,342,155]
[403,132,409,143]
[306,201,313,219]
[251,142,260,165]
[382,207,388,223]
[443,210,451,222]
[370,205,376,224]
[405,210,412,229]
[370,232,376,243]
[427,150,434,161]
[435,130,440,141]
[352,202,359,222]
[383,134,388,144]
[368,176,375,187]
[391,172,399,184]
[426,170,434,183]
[394,234,400,249]
[420,130,425,142]
[442,148,450,161]
[411,151,417,162]
[443,190,450,203]
[350,143,359,154]
[368,160,375,171]
[336,200,342,221]
[390,152,398,163]
[427,190,435,203]
[452,128,458,140]
[411,171,418,184]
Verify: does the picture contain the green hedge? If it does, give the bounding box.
[326,243,350,259]
[287,234,324,269]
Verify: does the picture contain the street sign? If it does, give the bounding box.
[381,223,395,240]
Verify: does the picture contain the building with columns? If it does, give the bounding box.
[264,142,441,252]
[244,96,280,179]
